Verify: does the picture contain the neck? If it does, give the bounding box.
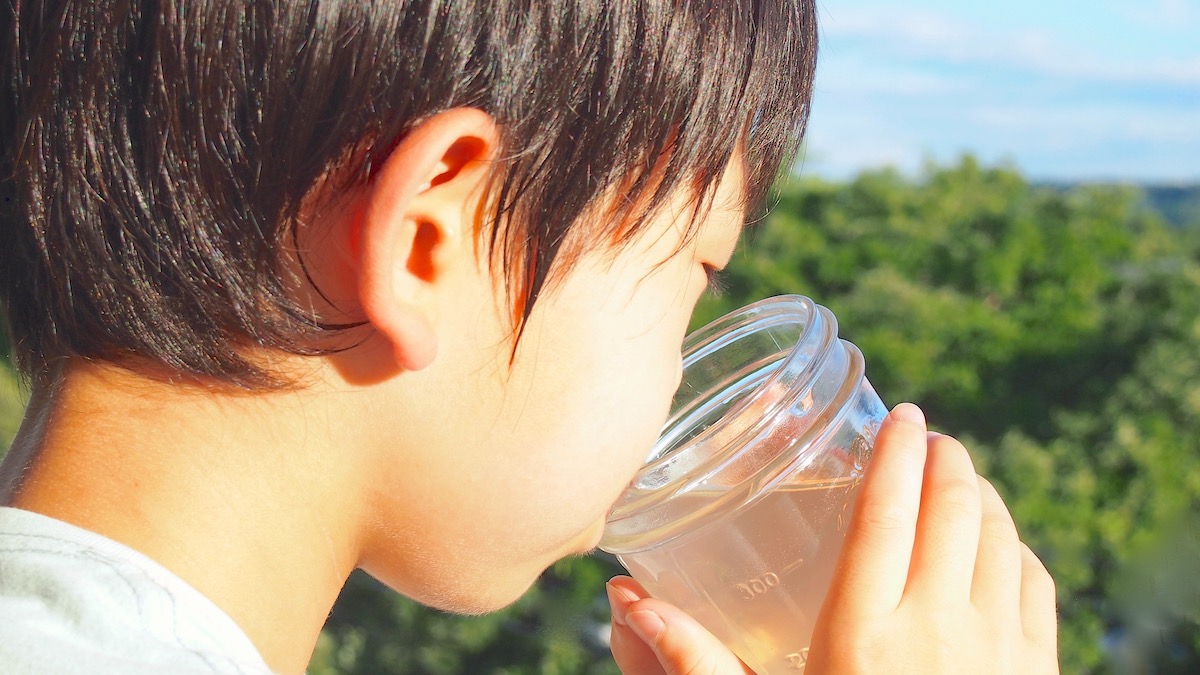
[1,363,365,675]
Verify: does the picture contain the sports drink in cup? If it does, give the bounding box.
[602,295,887,674]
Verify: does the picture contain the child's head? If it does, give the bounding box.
[1,0,816,387]
[1,0,818,613]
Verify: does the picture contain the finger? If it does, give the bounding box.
[905,432,981,602]
[826,402,928,616]
[626,603,756,675]
[970,476,1022,619]
[1019,542,1059,652]
[609,577,667,675]
[611,584,755,675]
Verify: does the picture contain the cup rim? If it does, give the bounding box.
[612,295,836,511]
[647,294,828,469]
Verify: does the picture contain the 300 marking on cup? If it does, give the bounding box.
[733,571,781,600]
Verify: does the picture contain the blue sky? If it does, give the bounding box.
[801,0,1200,182]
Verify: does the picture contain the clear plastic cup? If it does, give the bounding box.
[601,295,887,674]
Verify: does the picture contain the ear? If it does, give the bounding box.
[356,108,498,371]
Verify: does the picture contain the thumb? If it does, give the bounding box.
[608,577,754,675]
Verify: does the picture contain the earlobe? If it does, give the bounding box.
[354,108,497,372]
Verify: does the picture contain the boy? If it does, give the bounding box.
[0,1,1058,673]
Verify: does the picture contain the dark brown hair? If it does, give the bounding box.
[0,0,818,387]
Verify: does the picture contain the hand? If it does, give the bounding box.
[606,403,1059,674]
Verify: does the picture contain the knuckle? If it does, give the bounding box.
[977,477,1020,543]
[854,503,912,538]
[928,477,981,519]
[979,515,1020,551]
[976,474,1004,503]
[927,433,978,470]
[1022,543,1057,596]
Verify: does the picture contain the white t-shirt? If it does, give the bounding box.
[0,507,275,674]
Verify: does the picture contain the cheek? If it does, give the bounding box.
[572,329,686,473]
[502,256,699,510]
[511,327,679,510]
[541,280,691,420]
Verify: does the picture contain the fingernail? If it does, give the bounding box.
[891,402,925,425]
[606,581,636,627]
[626,609,665,646]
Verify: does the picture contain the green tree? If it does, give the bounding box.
[697,156,1200,672]
[1,315,21,458]
[0,364,21,459]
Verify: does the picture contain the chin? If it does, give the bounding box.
[444,584,537,616]
[369,565,545,617]
[361,527,608,617]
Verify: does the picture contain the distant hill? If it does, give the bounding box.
[1035,181,1200,229]
[1142,184,1200,228]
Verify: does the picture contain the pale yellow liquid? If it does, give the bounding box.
[619,476,861,675]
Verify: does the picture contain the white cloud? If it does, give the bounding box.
[821,3,1200,87]
[969,104,1200,146]
[806,0,1200,181]
[999,29,1200,87]
[799,134,926,178]
[1116,0,1198,27]
[803,92,1200,181]
[800,98,929,178]
[816,58,965,97]
[821,6,970,44]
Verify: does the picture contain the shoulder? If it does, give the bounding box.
[0,507,275,675]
